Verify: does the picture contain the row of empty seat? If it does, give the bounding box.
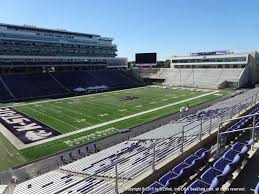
[147,68,244,89]
[220,107,259,144]
[0,70,144,102]
[185,106,259,194]
[0,185,7,194]
[60,136,199,180]
[13,169,116,194]
[185,140,253,194]
[2,73,68,99]
[59,177,114,194]
[13,171,83,194]
[142,147,212,194]
[142,105,258,194]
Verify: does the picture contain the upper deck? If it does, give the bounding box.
[171,52,249,66]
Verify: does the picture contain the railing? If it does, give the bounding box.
[216,111,259,154]
[7,91,259,194]
[179,93,256,152]
[113,92,259,193]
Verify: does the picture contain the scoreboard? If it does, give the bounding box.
[135,53,157,66]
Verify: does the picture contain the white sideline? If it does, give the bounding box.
[8,86,212,107]
[10,86,149,107]
[11,90,218,150]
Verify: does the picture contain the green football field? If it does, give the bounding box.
[0,86,232,171]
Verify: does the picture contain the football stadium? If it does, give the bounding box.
[0,4,259,194]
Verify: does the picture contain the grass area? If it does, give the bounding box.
[0,86,232,171]
[0,133,26,170]
[14,87,209,133]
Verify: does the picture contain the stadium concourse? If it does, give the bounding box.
[4,87,259,194]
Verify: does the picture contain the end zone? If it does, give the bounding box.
[0,107,62,149]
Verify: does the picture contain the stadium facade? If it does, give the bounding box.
[170,50,259,88]
[0,23,127,70]
[0,25,258,194]
[139,50,259,89]
[0,23,143,102]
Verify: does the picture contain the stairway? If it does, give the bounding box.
[0,75,15,99]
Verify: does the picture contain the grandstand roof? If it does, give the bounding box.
[0,23,113,40]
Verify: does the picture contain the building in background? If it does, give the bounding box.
[0,23,145,103]
[138,50,259,89]
[0,23,127,73]
[170,50,259,88]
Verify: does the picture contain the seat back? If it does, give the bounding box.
[229,155,241,173]
[213,158,229,172]
[255,182,259,194]
[209,177,219,189]
[238,145,249,158]
[223,150,237,161]
[159,171,174,186]
[200,168,218,185]
[217,165,231,186]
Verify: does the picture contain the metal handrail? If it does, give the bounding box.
[216,112,259,154]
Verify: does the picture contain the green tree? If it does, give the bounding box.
[164,59,171,68]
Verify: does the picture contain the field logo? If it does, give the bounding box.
[0,107,62,144]
[25,130,53,141]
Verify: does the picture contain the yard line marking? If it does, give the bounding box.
[48,103,95,124]
[17,91,218,149]
[74,98,127,115]
[118,109,127,112]
[98,113,108,117]
[55,101,104,122]
[35,105,85,125]
[25,106,80,130]
[84,97,137,113]
[0,141,14,156]
[9,86,149,108]
[74,119,86,123]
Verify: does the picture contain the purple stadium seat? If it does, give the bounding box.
[255,182,259,194]
[159,171,175,186]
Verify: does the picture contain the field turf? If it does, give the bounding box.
[0,86,231,171]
